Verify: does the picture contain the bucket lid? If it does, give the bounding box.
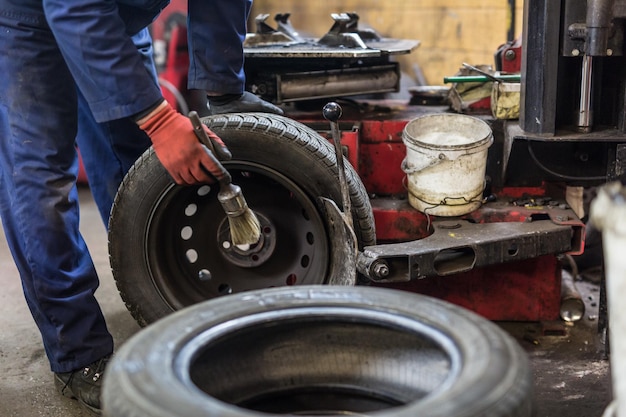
[403,113,493,151]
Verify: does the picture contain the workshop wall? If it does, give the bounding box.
[250,0,525,87]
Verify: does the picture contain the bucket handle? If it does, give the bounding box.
[407,183,486,207]
[401,152,446,174]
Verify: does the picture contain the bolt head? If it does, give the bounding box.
[504,49,516,61]
[372,262,389,278]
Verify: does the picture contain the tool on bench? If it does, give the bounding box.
[443,74,521,84]
[188,111,261,246]
[462,62,503,83]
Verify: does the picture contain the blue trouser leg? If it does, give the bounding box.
[76,28,156,225]
[187,0,252,93]
[0,3,113,373]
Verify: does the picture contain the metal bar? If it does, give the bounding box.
[277,65,399,103]
[323,103,353,229]
[357,219,575,282]
[443,74,521,83]
[578,54,594,133]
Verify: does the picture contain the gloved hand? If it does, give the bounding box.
[137,100,231,185]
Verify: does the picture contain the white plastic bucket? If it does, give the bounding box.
[401,113,493,216]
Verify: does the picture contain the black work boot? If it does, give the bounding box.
[54,355,109,415]
[207,91,284,115]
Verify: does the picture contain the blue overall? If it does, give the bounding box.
[0,0,251,373]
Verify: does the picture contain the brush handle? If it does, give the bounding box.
[189,111,232,161]
[461,63,501,83]
[188,111,232,183]
[217,181,248,216]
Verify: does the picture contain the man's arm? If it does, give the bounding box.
[43,0,163,123]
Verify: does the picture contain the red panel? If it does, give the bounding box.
[497,38,523,74]
[359,120,408,143]
[375,255,562,322]
[359,143,407,195]
[319,130,360,173]
[494,185,549,199]
[371,199,431,241]
[341,131,360,172]
[354,119,409,195]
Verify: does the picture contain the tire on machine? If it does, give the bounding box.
[108,113,376,326]
[102,286,534,417]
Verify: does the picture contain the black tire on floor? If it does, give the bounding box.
[108,113,376,326]
[102,286,534,417]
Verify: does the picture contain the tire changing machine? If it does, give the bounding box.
[155,6,626,323]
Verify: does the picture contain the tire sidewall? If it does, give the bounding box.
[103,286,532,417]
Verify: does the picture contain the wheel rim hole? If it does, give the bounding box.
[181,226,193,240]
[306,232,314,245]
[197,185,211,196]
[301,255,310,268]
[286,274,297,285]
[198,269,211,281]
[185,204,198,216]
[218,284,232,295]
[186,249,198,263]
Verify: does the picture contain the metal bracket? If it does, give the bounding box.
[245,14,301,47]
[357,218,577,283]
[318,13,381,49]
[319,197,358,286]
[274,13,304,42]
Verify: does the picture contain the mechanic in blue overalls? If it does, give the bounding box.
[0,0,281,414]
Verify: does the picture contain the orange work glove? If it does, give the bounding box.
[137,101,230,185]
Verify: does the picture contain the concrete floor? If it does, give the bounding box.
[0,186,614,416]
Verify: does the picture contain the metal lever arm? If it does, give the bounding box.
[323,102,353,228]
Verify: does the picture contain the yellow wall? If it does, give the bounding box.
[250,0,525,86]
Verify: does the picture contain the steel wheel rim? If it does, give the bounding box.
[144,161,330,310]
